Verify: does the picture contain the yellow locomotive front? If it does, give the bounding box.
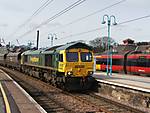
[57,42,96,90]
[58,48,94,77]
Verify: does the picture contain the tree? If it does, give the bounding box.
[89,36,117,53]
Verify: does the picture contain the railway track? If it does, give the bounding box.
[0,66,147,113]
[3,69,71,113]
[0,67,105,113]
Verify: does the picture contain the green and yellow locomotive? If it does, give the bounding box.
[21,42,96,90]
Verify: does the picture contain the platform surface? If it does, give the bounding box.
[0,69,46,113]
[0,90,5,113]
[93,71,150,93]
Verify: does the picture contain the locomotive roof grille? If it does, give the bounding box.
[43,42,93,51]
[44,45,62,51]
[56,42,93,51]
[21,42,93,55]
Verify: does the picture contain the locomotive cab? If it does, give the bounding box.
[58,49,94,77]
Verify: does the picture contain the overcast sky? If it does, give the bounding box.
[0,0,150,47]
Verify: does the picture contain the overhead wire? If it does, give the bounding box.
[17,0,87,39]
[8,0,54,38]
[11,0,150,45]
[40,0,126,37]
[54,0,126,30]
[39,0,87,26]
[118,14,150,25]
[19,0,54,28]
[57,14,150,40]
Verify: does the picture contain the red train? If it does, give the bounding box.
[95,51,150,76]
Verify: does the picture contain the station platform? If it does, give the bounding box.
[0,69,46,113]
[0,88,5,113]
[93,71,150,93]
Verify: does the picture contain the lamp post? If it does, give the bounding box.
[48,33,57,46]
[102,14,117,76]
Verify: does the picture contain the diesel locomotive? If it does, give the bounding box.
[0,42,96,91]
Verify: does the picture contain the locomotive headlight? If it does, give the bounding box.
[67,71,73,75]
[88,71,93,75]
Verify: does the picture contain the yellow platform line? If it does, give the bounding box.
[0,82,11,113]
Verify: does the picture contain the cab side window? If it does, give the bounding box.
[59,54,63,62]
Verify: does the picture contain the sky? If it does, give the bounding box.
[0,0,150,48]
